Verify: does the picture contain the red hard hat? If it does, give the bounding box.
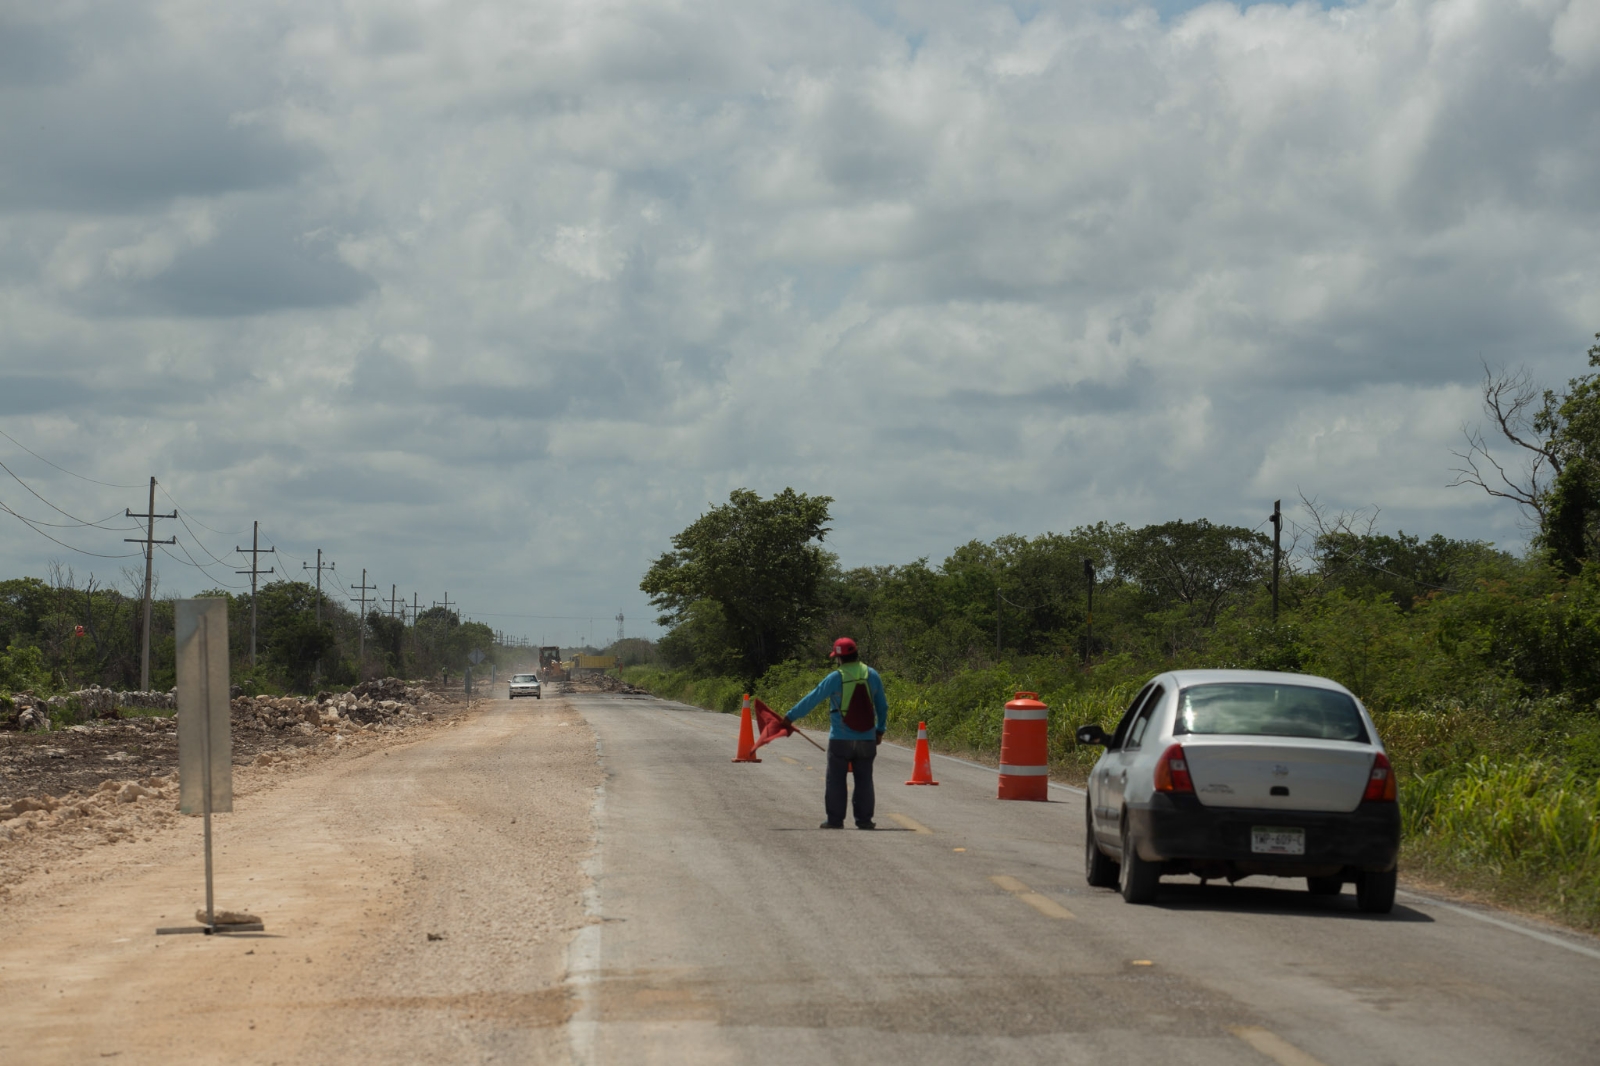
[830,637,858,658]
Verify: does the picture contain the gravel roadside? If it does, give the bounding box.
[0,692,600,1065]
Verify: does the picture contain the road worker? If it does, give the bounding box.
[783,637,889,829]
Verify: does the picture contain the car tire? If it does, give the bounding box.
[1306,876,1343,896]
[1356,868,1397,914]
[1085,803,1119,888]
[1119,819,1160,904]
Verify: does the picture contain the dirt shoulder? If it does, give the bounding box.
[0,693,600,1065]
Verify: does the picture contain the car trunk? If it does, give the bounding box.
[1182,736,1375,812]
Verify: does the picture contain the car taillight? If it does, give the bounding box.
[1153,743,1194,793]
[1363,751,1397,802]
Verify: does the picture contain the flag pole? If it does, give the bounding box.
[789,722,827,753]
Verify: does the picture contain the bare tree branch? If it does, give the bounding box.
[1448,362,1555,527]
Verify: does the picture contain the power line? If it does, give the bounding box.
[0,425,145,489]
[155,482,241,536]
[0,498,144,558]
[0,458,141,529]
[157,540,247,590]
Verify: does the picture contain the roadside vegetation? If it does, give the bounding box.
[626,335,1600,932]
[1,570,515,702]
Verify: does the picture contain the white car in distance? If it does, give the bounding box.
[508,673,542,700]
[1076,669,1400,912]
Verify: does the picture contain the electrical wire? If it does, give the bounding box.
[0,497,137,530]
[155,482,242,537]
[157,539,248,590]
[0,458,142,530]
[0,426,146,489]
[0,499,144,559]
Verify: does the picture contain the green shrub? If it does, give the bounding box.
[1403,756,1600,930]
[0,643,48,693]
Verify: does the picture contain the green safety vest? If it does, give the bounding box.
[836,661,876,732]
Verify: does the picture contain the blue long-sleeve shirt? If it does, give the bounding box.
[784,667,889,741]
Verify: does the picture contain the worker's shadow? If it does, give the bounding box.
[769,826,916,832]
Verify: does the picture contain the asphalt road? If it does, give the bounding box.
[568,692,1600,1066]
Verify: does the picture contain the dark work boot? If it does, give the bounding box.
[820,821,844,829]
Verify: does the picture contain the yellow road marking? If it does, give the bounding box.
[1231,1026,1329,1066]
[1018,892,1075,919]
[952,847,966,853]
[1130,960,1154,966]
[886,813,931,834]
[779,756,800,765]
[990,875,1075,919]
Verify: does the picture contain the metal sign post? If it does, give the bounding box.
[158,599,261,936]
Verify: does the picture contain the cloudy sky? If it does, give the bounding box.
[2,0,1597,645]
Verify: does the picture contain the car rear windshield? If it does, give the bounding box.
[511,675,536,683]
[1173,683,1368,742]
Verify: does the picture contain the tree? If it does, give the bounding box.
[641,488,833,682]
[1116,519,1270,627]
[1453,334,1600,572]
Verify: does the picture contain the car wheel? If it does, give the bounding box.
[1085,802,1119,888]
[1356,868,1397,914]
[1306,876,1343,896]
[1118,819,1160,904]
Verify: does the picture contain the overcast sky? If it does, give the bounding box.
[2,0,1597,645]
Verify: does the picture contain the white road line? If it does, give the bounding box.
[565,733,606,1066]
[1397,891,1600,962]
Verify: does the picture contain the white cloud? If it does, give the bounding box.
[0,0,1595,642]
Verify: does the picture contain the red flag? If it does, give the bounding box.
[750,697,796,752]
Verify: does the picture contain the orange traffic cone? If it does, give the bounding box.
[733,693,761,762]
[906,721,939,785]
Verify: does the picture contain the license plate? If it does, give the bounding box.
[1251,826,1305,855]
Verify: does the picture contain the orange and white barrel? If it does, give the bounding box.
[998,692,1049,800]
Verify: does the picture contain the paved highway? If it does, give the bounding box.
[568,692,1600,1065]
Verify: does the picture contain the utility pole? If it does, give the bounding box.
[301,549,335,623]
[234,521,276,669]
[1082,558,1096,666]
[1270,499,1283,623]
[386,584,402,621]
[350,569,377,662]
[995,588,1002,659]
[433,591,455,618]
[410,592,421,624]
[124,476,177,692]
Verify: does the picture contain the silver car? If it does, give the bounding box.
[508,673,542,700]
[1076,669,1399,912]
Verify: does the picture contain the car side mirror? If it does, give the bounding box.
[1076,723,1109,747]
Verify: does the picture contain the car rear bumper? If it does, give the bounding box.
[1127,794,1399,873]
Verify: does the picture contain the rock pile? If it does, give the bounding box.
[582,672,651,696]
[231,678,439,735]
[0,774,175,843]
